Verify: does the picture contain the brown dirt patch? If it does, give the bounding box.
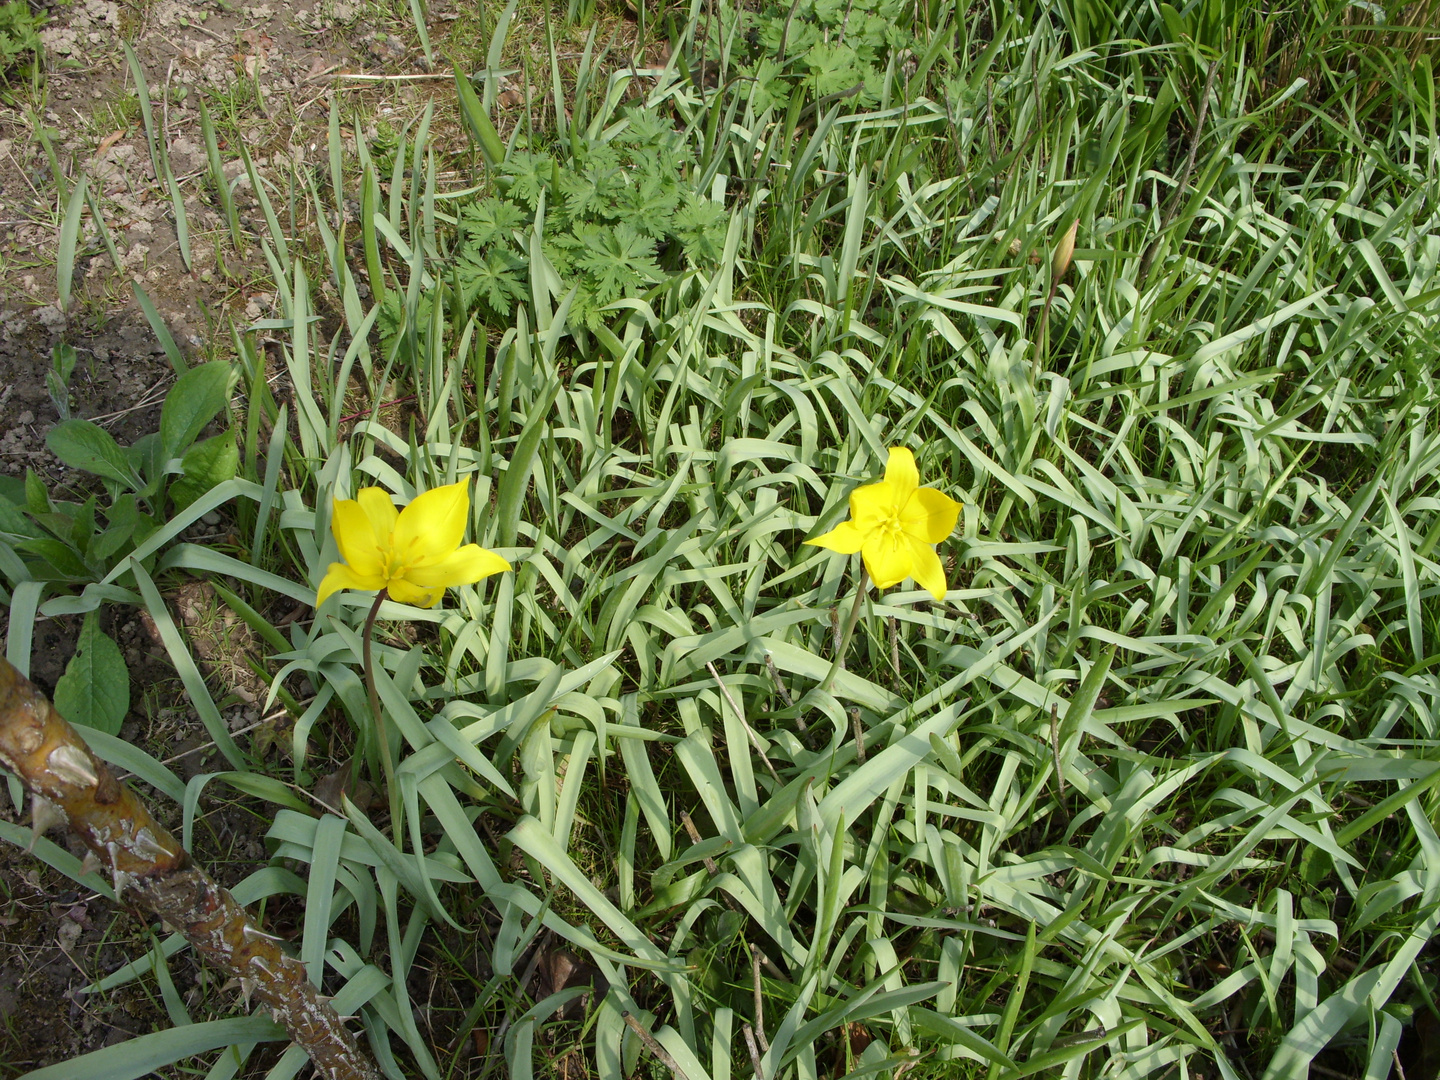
[0,0,392,1068]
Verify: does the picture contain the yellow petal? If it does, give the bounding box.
[404,545,512,588]
[805,521,865,554]
[861,532,912,590]
[356,487,399,538]
[392,481,470,569]
[883,446,919,500]
[907,539,948,600]
[316,562,386,609]
[848,479,900,531]
[331,498,387,577]
[385,577,446,608]
[901,487,961,545]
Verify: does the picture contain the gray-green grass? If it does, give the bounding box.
[6,0,1440,1078]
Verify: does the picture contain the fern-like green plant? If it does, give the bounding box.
[0,1,44,87]
[452,107,727,333]
[376,105,729,350]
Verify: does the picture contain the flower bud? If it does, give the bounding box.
[1051,218,1079,280]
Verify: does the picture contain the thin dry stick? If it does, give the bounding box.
[334,72,456,82]
[850,707,866,764]
[817,567,872,697]
[1135,59,1222,294]
[707,662,782,784]
[680,811,721,875]
[680,811,749,925]
[763,652,795,709]
[750,943,769,1052]
[0,659,379,1080]
[622,1011,689,1079]
[742,1022,766,1078]
[763,651,814,748]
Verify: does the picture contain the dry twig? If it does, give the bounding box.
[622,1010,689,1079]
[743,1021,766,1078]
[750,943,769,1052]
[0,659,380,1080]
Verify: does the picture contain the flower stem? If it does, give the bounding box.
[362,588,401,843]
[819,567,869,694]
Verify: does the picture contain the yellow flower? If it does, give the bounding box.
[805,447,961,600]
[316,480,511,609]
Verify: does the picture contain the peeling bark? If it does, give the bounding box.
[0,658,381,1080]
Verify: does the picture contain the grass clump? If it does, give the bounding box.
[5,0,1440,1079]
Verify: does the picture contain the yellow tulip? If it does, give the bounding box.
[316,480,511,609]
[805,447,961,600]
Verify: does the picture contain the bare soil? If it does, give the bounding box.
[0,0,437,484]
[0,309,175,486]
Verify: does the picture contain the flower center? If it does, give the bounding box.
[879,508,905,537]
[382,549,407,580]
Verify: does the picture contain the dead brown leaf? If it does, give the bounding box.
[95,129,126,158]
[314,763,376,814]
[537,946,600,1020]
[828,1022,874,1077]
[306,55,339,80]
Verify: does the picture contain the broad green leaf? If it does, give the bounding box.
[160,361,236,462]
[46,420,139,490]
[171,432,240,510]
[20,1017,284,1080]
[53,611,129,735]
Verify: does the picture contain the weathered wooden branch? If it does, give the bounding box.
[0,657,381,1080]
